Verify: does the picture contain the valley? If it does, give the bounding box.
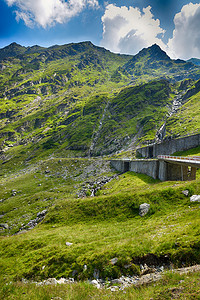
[0,41,200,299]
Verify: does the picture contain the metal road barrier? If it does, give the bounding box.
[158,155,200,162]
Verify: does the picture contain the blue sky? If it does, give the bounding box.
[1,0,200,59]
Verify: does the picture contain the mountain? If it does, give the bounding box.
[187,58,200,66]
[119,44,200,83]
[0,42,27,60]
[0,41,200,296]
[0,41,200,161]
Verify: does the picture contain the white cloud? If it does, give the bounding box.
[5,0,99,28]
[101,4,166,55]
[167,3,200,59]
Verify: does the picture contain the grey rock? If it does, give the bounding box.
[44,278,57,285]
[109,286,119,292]
[157,266,164,272]
[0,223,9,229]
[140,264,144,270]
[139,203,150,217]
[190,195,200,202]
[66,242,73,246]
[37,210,47,218]
[83,264,87,271]
[182,190,189,196]
[90,279,101,289]
[19,210,47,232]
[12,189,17,196]
[56,278,72,284]
[110,257,118,265]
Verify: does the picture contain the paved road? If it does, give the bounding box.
[157,155,200,168]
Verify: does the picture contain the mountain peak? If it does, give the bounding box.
[0,42,26,60]
[120,42,197,80]
[151,43,162,49]
[7,42,22,47]
[3,42,26,51]
[138,43,170,61]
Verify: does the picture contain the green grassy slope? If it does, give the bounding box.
[0,147,200,299]
[0,156,200,282]
[94,80,172,154]
[0,42,130,158]
[0,39,200,298]
[0,42,200,161]
[165,88,200,138]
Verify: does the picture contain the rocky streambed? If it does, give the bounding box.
[19,265,200,291]
[76,174,119,198]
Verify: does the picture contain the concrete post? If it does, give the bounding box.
[158,161,167,181]
[189,167,196,180]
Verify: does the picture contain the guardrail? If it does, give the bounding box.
[158,155,200,162]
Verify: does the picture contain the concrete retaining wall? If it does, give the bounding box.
[110,160,130,173]
[111,159,197,181]
[111,159,159,179]
[129,160,158,179]
[136,133,200,158]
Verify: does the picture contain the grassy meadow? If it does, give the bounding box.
[0,146,200,299]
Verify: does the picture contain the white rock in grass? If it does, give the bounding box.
[110,257,118,265]
[44,278,57,285]
[139,203,150,217]
[91,279,101,289]
[190,195,200,202]
[182,190,189,196]
[66,242,73,246]
[57,278,67,284]
[0,223,9,229]
[83,264,87,271]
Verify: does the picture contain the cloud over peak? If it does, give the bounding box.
[168,3,200,59]
[101,4,166,55]
[101,3,200,60]
[5,0,99,28]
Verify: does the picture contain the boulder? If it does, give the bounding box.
[0,223,9,229]
[139,203,150,217]
[90,279,101,289]
[182,190,189,197]
[190,195,200,202]
[110,257,118,265]
[37,210,47,218]
[66,242,73,246]
[44,278,57,285]
[12,189,17,196]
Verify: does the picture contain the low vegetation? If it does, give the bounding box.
[0,41,200,299]
[1,271,200,300]
[0,42,200,159]
[0,150,200,290]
